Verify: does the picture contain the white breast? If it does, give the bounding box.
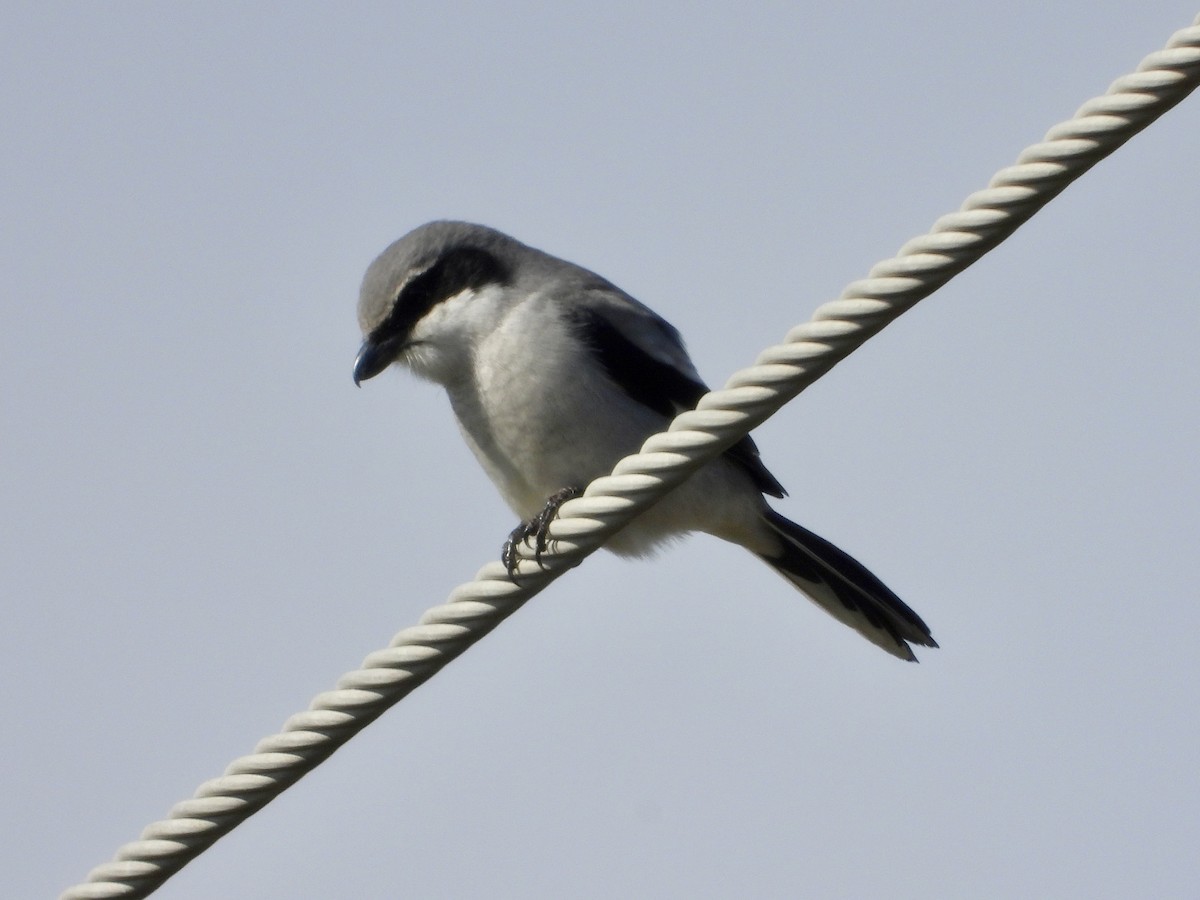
[445,293,654,519]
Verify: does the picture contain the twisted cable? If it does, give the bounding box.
[63,17,1200,899]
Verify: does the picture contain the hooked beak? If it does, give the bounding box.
[352,337,400,386]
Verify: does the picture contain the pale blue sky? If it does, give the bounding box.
[4,4,1199,899]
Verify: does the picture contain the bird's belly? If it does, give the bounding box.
[444,303,767,549]
[449,377,769,556]
[445,357,640,515]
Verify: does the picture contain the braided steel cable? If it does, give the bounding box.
[62,17,1200,900]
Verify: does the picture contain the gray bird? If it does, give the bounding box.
[354,221,936,660]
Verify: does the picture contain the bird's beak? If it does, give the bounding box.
[353,337,397,386]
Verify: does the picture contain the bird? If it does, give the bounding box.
[353,221,936,661]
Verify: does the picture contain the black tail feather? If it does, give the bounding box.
[758,509,936,661]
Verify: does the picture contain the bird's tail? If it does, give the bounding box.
[757,509,937,661]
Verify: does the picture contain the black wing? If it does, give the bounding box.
[566,305,786,499]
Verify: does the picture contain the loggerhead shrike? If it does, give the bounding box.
[353,221,936,661]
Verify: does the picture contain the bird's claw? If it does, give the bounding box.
[501,486,581,579]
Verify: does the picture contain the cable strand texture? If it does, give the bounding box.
[63,18,1200,900]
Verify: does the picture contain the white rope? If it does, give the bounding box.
[62,17,1200,900]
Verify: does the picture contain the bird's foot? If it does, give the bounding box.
[501,486,582,579]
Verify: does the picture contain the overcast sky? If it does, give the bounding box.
[5,4,1199,899]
